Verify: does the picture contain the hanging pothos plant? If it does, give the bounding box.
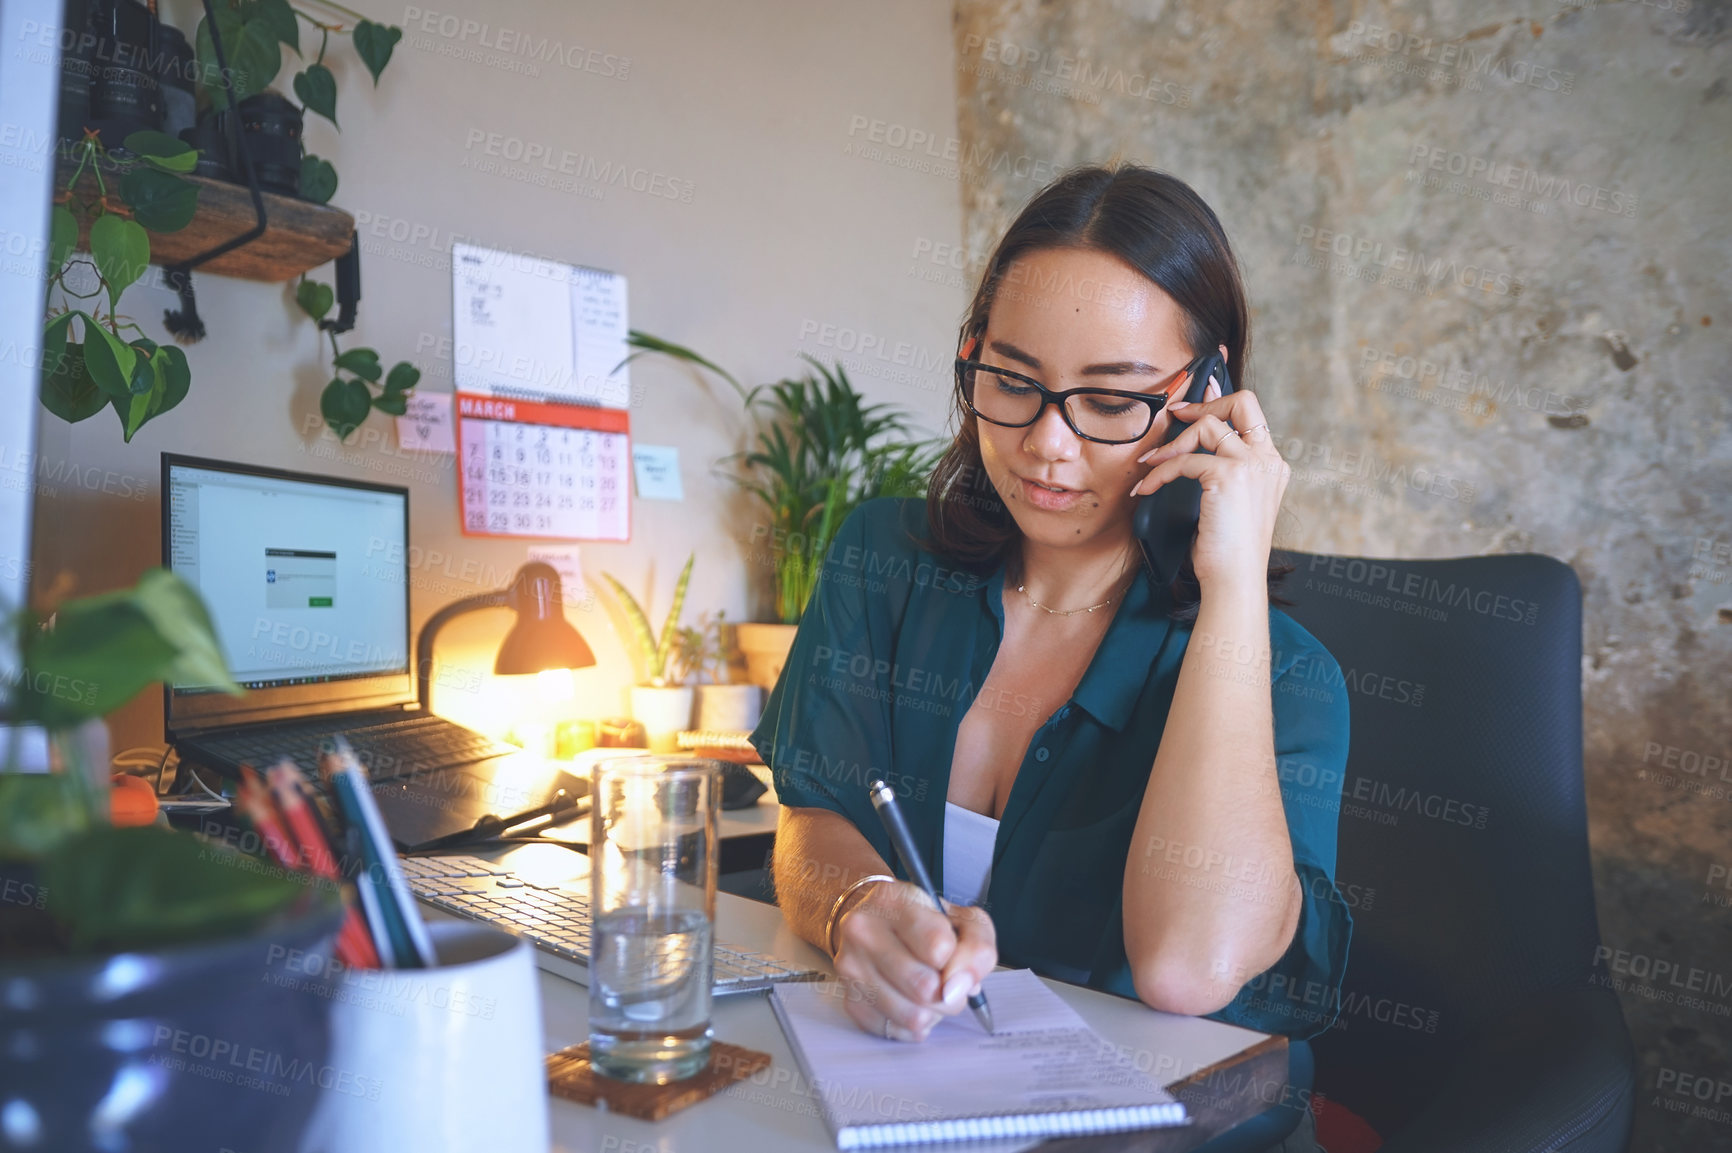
[192,0,404,204]
[294,276,420,440]
[198,0,417,440]
[36,1,412,444]
[41,131,201,443]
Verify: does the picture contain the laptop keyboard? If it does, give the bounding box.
[399,854,825,996]
[183,714,519,782]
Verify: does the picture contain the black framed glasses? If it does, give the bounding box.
[955,355,1200,445]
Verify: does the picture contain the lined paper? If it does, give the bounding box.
[770,969,1186,1149]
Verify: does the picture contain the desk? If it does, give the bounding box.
[472,846,1293,1152]
[537,765,779,875]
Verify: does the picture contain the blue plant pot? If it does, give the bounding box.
[0,895,342,1152]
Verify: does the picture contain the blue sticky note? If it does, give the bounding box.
[632,445,684,501]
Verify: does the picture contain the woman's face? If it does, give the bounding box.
[974,246,1197,552]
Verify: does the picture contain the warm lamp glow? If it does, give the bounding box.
[537,668,577,695]
[417,561,596,715]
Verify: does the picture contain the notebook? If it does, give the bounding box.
[769,968,1188,1149]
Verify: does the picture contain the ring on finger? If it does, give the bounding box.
[884,1015,893,1039]
[1241,422,1271,440]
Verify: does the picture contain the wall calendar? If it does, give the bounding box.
[455,392,630,541]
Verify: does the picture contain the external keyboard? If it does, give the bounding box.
[399,854,825,996]
[181,714,519,782]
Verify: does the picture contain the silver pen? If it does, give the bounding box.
[867,778,995,1034]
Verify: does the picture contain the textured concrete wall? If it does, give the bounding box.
[952,1,1729,1147]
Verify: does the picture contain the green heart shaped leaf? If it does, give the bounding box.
[333,347,382,382]
[352,20,402,86]
[133,567,242,696]
[384,361,421,394]
[83,324,139,400]
[372,392,408,416]
[128,338,160,394]
[196,9,282,109]
[20,595,177,727]
[41,319,109,424]
[49,205,78,271]
[122,130,197,171]
[89,213,150,309]
[295,278,334,322]
[41,311,74,365]
[194,10,242,108]
[293,64,337,127]
[142,151,199,174]
[121,164,200,232]
[154,345,192,415]
[299,154,337,203]
[321,376,372,440]
[233,14,284,100]
[41,348,108,423]
[117,390,152,441]
[17,567,241,732]
[249,0,299,55]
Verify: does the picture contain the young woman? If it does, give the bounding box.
[749,166,1351,1096]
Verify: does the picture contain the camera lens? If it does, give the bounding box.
[87,0,164,149]
[236,92,305,198]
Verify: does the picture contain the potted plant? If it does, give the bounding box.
[622,333,942,688]
[677,611,764,733]
[0,569,343,1152]
[601,553,696,752]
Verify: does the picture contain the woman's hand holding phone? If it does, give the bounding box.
[831,881,997,1042]
[1131,377,1290,595]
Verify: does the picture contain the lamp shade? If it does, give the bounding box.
[492,562,596,675]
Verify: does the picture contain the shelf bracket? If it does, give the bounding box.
[163,0,270,343]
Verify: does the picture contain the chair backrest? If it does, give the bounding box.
[1275,552,1600,1130]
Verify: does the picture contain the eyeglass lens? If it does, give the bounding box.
[964,364,1157,443]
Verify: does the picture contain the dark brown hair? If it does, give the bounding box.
[924,163,1286,617]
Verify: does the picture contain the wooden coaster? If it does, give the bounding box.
[546,1040,773,1121]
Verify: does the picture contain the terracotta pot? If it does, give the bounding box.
[734,623,798,691]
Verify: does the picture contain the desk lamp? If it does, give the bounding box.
[415,562,595,711]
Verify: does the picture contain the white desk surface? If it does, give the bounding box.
[478,844,1273,1153]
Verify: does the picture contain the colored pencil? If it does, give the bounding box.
[323,737,437,969]
[242,762,379,969]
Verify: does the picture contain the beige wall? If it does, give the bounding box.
[29,0,968,751]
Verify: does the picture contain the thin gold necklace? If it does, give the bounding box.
[1015,551,1137,617]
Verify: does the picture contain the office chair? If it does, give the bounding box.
[1266,551,1635,1152]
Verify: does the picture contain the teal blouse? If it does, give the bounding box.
[749,498,1353,1039]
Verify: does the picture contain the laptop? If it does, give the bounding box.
[161,453,588,849]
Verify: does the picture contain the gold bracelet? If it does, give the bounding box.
[824,873,895,958]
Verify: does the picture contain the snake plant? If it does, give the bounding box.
[601,553,695,686]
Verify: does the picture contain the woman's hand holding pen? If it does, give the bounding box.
[1129,377,1290,595]
[832,883,997,1042]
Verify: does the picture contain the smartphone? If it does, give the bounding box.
[1133,351,1234,585]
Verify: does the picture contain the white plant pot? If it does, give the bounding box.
[628,685,695,753]
[735,622,799,691]
[694,683,764,733]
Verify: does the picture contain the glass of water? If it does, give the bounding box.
[587,756,720,1083]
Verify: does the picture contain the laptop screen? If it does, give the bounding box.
[163,454,415,732]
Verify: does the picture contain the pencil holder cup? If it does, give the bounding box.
[292,921,548,1153]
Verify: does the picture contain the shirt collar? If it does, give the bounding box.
[983,552,1174,732]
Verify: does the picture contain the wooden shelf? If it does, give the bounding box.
[59,159,354,282]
